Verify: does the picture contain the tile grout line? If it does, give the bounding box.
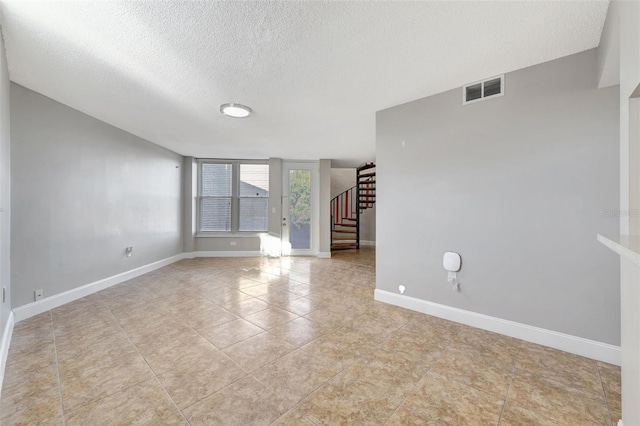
[49,310,67,426]
[267,343,377,426]
[596,362,615,426]
[178,367,252,423]
[261,369,340,425]
[178,325,304,423]
[48,301,151,414]
[381,376,423,425]
[91,257,360,423]
[155,376,191,426]
[141,290,274,423]
[14,251,594,425]
[496,345,522,425]
[380,323,460,425]
[98,292,191,425]
[266,308,399,425]
[121,271,336,424]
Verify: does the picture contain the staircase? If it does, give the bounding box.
[330,162,376,250]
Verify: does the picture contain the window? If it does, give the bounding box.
[198,161,269,233]
[463,74,504,104]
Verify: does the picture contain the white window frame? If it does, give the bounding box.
[196,159,269,237]
[462,74,505,105]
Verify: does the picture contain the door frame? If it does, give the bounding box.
[282,161,319,256]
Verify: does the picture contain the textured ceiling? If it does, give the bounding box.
[0,1,609,166]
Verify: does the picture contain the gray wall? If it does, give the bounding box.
[319,159,331,254]
[376,49,620,345]
[183,157,196,253]
[195,237,260,252]
[11,84,183,308]
[268,158,283,240]
[0,30,10,345]
[331,168,376,242]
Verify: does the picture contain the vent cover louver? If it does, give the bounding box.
[463,75,504,104]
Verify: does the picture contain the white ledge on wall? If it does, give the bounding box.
[597,234,640,267]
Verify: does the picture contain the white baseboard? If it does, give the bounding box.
[360,240,376,246]
[0,311,14,399]
[13,253,187,322]
[194,251,262,258]
[317,252,331,258]
[374,289,621,365]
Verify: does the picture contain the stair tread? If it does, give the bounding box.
[331,243,358,248]
[332,235,357,240]
[331,162,375,231]
[357,162,376,172]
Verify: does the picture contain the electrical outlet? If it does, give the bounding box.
[34,289,43,301]
[125,247,133,257]
[230,241,237,246]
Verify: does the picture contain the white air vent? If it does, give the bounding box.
[463,75,504,105]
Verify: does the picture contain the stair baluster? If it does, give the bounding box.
[330,162,376,250]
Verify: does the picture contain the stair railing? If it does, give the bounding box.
[356,163,376,250]
[330,162,376,251]
[330,185,357,249]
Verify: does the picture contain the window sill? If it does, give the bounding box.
[196,232,267,238]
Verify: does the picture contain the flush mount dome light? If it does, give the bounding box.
[220,103,252,118]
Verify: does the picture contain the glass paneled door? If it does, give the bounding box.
[282,162,318,256]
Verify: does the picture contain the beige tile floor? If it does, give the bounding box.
[1,247,621,425]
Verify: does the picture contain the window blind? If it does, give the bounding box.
[198,161,269,233]
[200,163,233,232]
[239,164,269,231]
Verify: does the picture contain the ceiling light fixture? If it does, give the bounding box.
[220,103,252,118]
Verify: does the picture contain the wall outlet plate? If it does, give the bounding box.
[34,289,43,301]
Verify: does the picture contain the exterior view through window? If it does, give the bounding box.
[198,161,269,233]
[288,169,311,249]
